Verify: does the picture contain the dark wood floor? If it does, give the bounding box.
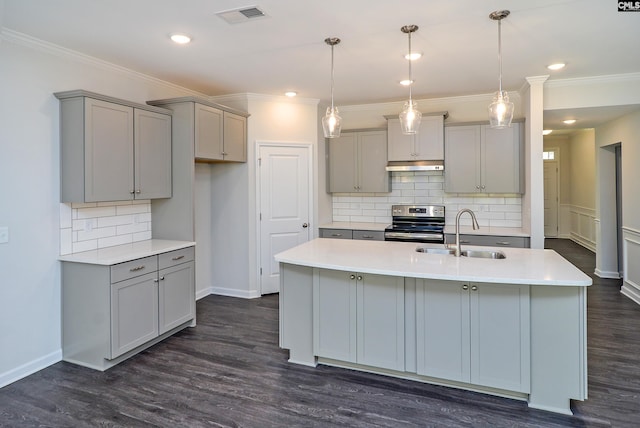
[1,239,639,427]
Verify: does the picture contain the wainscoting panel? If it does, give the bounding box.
[558,204,571,239]
[570,205,596,252]
[621,228,640,306]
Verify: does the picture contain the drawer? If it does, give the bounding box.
[320,228,353,239]
[352,230,384,241]
[444,234,530,248]
[159,246,195,270]
[111,255,158,283]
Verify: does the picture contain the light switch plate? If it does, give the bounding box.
[0,226,9,244]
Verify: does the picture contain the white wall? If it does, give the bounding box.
[0,31,202,387]
[568,129,596,251]
[208,94,319,298]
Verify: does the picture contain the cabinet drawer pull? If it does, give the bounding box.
[171,255,185,261]
[129,265,145,272]
[331,233,343,237]
[361,235,373,239]
[459,240,470,244]
[496,241,511,246]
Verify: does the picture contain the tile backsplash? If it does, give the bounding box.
[332,171,522,227]
[60,200,152,255]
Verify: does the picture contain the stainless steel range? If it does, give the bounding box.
[384,205,446,243]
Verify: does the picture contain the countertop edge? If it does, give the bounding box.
[59,239,196,265]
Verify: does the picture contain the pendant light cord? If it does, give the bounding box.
[497,17,503,94]
[330,43,335,110]
[408,30,413,102]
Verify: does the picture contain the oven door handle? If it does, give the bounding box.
[385,232,444,240]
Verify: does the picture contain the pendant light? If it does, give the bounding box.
[322,37,342,138]
[488,10,514,128]
[399,25,422,135]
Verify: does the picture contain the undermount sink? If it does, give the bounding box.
[461,249,506,259]
[416,246,455,255]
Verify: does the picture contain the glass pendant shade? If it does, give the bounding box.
[399,25,421,135]
[399,100,422,134]
[488,10,513,128]
[488,90,514,128]
[322,106,342,138]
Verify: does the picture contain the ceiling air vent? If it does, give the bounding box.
[217,6,267,24]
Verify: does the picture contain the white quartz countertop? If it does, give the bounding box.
[275,238,591,286]
[319,222,389,231]
[59,239,195,266]
[443,225,530,237]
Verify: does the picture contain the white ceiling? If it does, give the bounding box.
[3,0,640,128]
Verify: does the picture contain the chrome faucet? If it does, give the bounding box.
[453,208,480,257]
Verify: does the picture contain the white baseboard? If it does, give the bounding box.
[210,287,261,299]
[594,268,621,279]
[621,282,640,306]
[570,234,596,253]
[0,349,62,388]
[195,286,214,301]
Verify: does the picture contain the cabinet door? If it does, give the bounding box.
[356,274,405,371]
[416,280,470,382]
[444,126,481,193]
[84,98,134,202]
[110,272,159,358]
[328,133,357,193]
[313,269,357,362]
[134,109,172,199]
[158,261,195,334]
[387,119,415,161]
[358,130,390,193]
[194,104,223,160]
[415,115,444,160]
[223,112,247,162]
[481,123,522,193]
[470,282,530,392]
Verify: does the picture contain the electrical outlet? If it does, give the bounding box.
[0,226,9,244]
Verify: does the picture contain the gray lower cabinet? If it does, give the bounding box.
[416,279,530,392]
[55,90,172,203]
[444,234,530,248]
[62,247,195,371]
[313,269,404,371]
[444,122,523,194]
[320,228,384,241]
[328,130,390,193]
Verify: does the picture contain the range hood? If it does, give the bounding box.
[385,160,444,172]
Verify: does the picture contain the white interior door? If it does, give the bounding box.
[544,160,559,237]
[259,144,312,295]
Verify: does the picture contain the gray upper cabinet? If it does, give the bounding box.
[328,130,390,193]
[55,90,172,203]
[155,98,248,163]
[444,122,523,194]
[387,115,445,161]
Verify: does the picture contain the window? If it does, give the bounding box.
[543,151,555,160]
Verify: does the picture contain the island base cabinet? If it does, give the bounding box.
[313,269,405,371]
[416,280,530,393]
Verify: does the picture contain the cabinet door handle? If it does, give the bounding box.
[159,276,165,281]
[154,278,159,283]
[302,223,309,228]
[476,185,480,190]
[357,275,363,281]
[130,190,135,194]
[171,255,185,261]
[495,241,511,246]
[129,265,145,272]
[471,285,478,291]
[481,185,486,190]
[350,274,356,280]
[462,285,468,290]
[136,189,141,194]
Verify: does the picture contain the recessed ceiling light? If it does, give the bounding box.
[285,91,297,97]
[542,129,553,135]
[547,63,566,71]
[404,52,422,61]
[170,34,192,44]
[563,119,577,125]
[400,79,414,86]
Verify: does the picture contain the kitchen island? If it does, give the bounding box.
[275,238,591,415]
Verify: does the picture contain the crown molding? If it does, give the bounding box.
[212,92,319,106]
[544,72,640,88]
[0,27,206,97]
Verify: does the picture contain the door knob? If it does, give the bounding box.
[302,223,308,228]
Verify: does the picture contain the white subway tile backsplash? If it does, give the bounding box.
[60,200,153,254]
[331,171,522,228]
